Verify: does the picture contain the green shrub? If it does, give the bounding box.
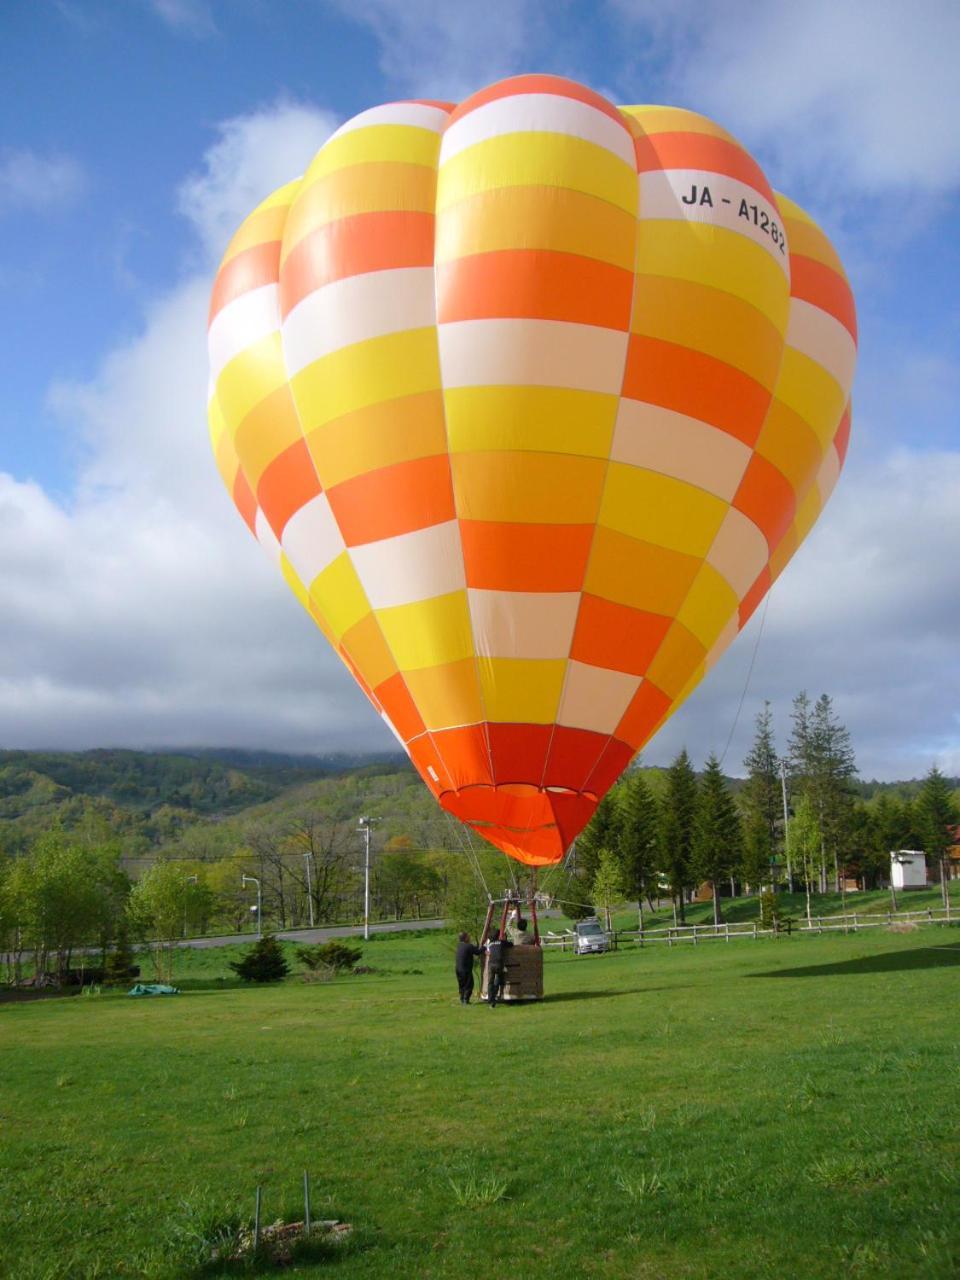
[228,934,290,982]
[296,941,362,973]
[104,923,138,987]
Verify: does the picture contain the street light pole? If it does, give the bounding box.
[242,874,262,938]
[780,760,794,894]
[184,874,198,938]
[303,852,315,929]
[357,816,379,941]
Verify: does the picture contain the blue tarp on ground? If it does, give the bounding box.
[128,983,180,996]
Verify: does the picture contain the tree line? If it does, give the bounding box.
[2,693,957,984]
[565,692,959,928]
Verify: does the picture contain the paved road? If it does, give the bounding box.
[178,918,448,949]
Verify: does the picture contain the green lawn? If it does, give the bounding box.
[3,925,960,1279]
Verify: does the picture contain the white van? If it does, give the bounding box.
[573,918,609,955]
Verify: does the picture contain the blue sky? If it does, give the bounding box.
[1,0,958,778]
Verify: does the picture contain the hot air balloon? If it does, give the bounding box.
[207,74,857,869]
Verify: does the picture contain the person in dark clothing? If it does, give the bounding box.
[455,931,483,1004]
[486,932,513,1008]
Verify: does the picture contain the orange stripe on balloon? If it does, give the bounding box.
[232,468,258,535]
[209,241,280,324]
[571,595,672,676]
[256,438,322,538]
[460,521,594,592]
[615,679,672,748]
[633,132,775,203]
[790,255,858,340]
[446,73,628,129]
[623,334,771,447]
[326,454,455,545]
[833,404,852,467]
[374,671,426,741]
[278,211,435,319]
[430,725,494,788]
[436,249,634,329]
[738,566,772,629]
[733,453,798,551]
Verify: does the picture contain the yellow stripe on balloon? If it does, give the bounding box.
[437,133,638,215]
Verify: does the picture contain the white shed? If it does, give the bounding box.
[890,850,928,890]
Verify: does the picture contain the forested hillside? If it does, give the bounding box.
[0,748,407,854]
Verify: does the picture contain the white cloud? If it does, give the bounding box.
[148,0,216,37]
[325,0,552,100]
[0,148,86,214]
[0,104,375,754]
[178,101,339,263]
[655,449,960,780]
[608,0,960,197]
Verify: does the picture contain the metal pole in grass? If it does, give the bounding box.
[303,1170,311,1236]
[242,875,262,938]
[357,816,380,941]
[254,1185,262,1253]
[303,853,315,928]
[183,874,197,938]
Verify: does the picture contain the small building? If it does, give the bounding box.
[890,850,928,890]
[948,826,960,880]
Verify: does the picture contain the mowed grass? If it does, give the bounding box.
[3,927,960,1279]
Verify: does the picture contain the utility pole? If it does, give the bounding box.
[242,874,262,938]
[357,816,380,941]
[184,874,198,938]
[780,760,794,894]
[303,852,315,928]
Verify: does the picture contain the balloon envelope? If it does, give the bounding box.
[207,75,857,866]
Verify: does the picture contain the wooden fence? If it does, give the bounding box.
[541,905,956,951]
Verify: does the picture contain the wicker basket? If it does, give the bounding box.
[481,945,543,1001]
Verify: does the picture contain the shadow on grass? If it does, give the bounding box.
[540,987,675,1003]
[749,943,960,979]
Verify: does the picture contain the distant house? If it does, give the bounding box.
[948,826,960,880]
[890,850,928,890]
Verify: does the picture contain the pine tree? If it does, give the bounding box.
[617,765,660,931]
[916,766,958,910]
[104,922,137,987]
[228,934,291,983]
[788,692,858,892]
[591,848,624,932]
[740,812,773,893]
[788,794,821,924]
[577,793,619,887]
[692,755,743,926]
[658,749,697,924]
[808,694,858,891]
[740,703,781,891]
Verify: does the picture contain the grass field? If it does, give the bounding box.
[3,923,960,1279]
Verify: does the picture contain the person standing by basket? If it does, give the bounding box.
[486,930,513,1007]
[454,932,483,1005]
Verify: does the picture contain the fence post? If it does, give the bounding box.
[725,923,730,943]
[753,922,758,941]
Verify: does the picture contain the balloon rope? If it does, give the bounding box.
[718,589,771,769]
[443,811,491,898]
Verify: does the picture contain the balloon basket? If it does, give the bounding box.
[479,893,544,1003]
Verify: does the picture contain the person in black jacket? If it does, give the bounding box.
[485,931,513,1008]
[454,932,483,1004]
